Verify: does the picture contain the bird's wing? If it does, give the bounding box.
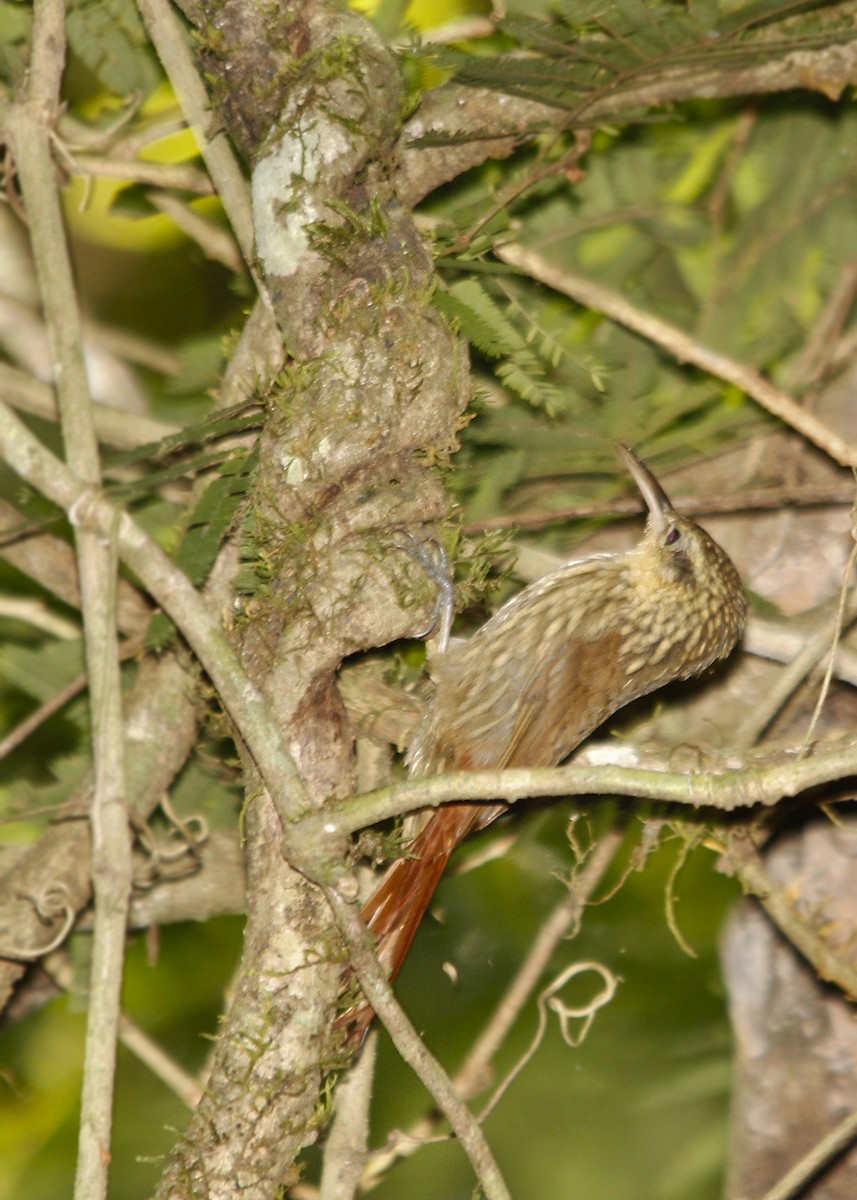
[500,626,626,768]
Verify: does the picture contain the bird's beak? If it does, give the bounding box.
[617,444,674,536]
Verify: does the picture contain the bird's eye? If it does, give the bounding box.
[665,527,681,546]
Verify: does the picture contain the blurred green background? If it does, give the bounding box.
[2,0,855,1195]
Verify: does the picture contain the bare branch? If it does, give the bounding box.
[360,825,626,1190]
[303,738,857,840]
[755,1104,857,1200]
[0,360,178,448]
[724,832,857,1000]
[0,397,313,823]
[396,29,857,205]
[322,882,513,1200]
[5,5,131,1194]
[0,654,198,1014]
[496,243,857,468]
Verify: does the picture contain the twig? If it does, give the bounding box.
[69,152,214,195]
[739,590,857,747]
[0,495,151,636]
[319,1033,377,1200]
[322,883,513,1200]
[118,1013,203,1110]
[0,360,177,449]
[135,0,258,279]
[0,653,198,1019]
[0,595,79,638]
[361,825,626,1190]
[724,833,857,1000]
[0,671,89,761]
[790,257,857,388]
[457,825,625,1100]
[147,190,244,272]
[495,243,857,468]
[802,525,857,749]
[750,1104,857,1200]
[0,395,312,826]
[477,960,620,1123]
[744,611,857,689]
[461,480,857,535]
[300,738,857,838]
[5,6,131,1199]
[0,636,144,762]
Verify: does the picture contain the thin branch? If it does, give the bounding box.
[0,394,313,828]
[135,0,258,274]
[118,1013,203,1110]
[745,611,857,689]
[753,1104,857,1200]
[360,824,626,1190]
[455,825,625,1101]
[477,960,620,1122]
[462,480,857,534]
[0,653,198,1016]
[146,189,244,271]
[0,671,89,761]
[739,589,857,747]
[724,832,857,1001]
[322,883,513,1200]
[0,495,151,636]
[396,33,857,207]
[319,1033,377,1200]
[789,257,857,388]
[69,151,214,194]
[495,243,857,468]
[0,636,144,762]
[301,738,857,840]
[0,594,79,638]
[802,542,857,749]
[0,360,178,448]
[6,5,131,1198]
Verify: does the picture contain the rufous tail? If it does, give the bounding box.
[340,801,498,1044]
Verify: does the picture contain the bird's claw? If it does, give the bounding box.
[397,533,455,653]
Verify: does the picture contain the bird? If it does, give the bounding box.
[345,445,746,1040]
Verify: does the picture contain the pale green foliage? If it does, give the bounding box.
[0,1,31,84]
[434,278,565,411]
[420,5,857,526]
[1,2,856,1199]
[65,0,160,94]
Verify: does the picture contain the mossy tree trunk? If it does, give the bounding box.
[154,3,468,1196]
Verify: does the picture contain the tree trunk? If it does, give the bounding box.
[153,2,469,1195]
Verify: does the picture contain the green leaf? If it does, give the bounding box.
[0,1,32,85]
[0,638,85,705]
[435,279,527,360]
[177,451,257,588]
[66,0,161,95]
[144,449,257,650]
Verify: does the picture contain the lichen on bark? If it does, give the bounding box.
[154,2,469,1196]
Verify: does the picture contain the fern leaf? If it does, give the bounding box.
[434,279,528,360]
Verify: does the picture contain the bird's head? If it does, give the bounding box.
[618,444,747,663]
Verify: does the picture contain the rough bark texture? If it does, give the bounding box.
[723,818,857,1199]
[153,3,468,1196]
[395,27,857,207]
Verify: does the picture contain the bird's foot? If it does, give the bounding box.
[398,533,455,653]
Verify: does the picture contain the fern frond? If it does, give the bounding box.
[434,279,527,360]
